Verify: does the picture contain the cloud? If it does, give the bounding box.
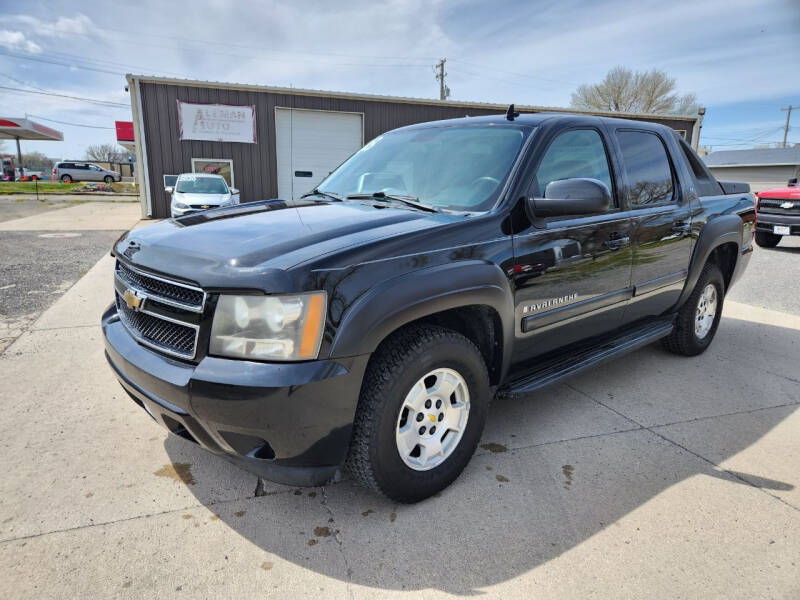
[12,14,92,38]
[0,30,42,54]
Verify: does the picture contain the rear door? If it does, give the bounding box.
[69,163,90,181]
[511,126,634,366]
[611,129,693,321]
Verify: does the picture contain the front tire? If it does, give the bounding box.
[662,262,725,356]
[346,325,490,503]
[755,231,781,248]
[104,175,114,184]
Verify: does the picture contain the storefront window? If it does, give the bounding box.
[191,158,234,187]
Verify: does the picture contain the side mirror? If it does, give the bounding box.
[527,178,611,218]
[164,186,174,194]
[229,187,239,195]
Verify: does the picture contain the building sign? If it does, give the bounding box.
[177,101,256,144]
[115,121,134,142]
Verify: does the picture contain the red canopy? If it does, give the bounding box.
[0,117,63,141]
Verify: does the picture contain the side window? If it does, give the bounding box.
[617,131,674,205]
[533,129,614,202]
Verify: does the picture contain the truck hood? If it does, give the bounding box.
[757,186,800,199]
[116,199,454,290]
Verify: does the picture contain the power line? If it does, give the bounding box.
[448,58,580,87]
[100,25,437,62]
[41,48,190,79]
[0,85,129,108]
[0,49,124,76]
[23,114,115,130]
[0,72,48,92]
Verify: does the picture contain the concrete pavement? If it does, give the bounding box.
[0,234,798,598]
[0,201,141,232]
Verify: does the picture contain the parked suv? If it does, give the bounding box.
[53,161,121,183]
[103,112,754,503]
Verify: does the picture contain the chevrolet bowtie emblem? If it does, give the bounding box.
[122,288,143,310]
[780,201,794,209]
[428,414,437,423]
[201,205,210,209]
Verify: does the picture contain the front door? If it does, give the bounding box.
[612,129,694,321]
[511,128,633,368]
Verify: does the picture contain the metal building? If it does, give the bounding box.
[704,147,800,193]
[126,75,701,218]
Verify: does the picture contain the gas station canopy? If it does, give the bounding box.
[0,117,63,141]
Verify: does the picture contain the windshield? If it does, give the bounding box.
[318,124,531,212]
[176,176,228,194]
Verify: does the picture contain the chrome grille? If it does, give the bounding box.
[758,198,800,215]
[115,261,205,311]
[115,293,198,359]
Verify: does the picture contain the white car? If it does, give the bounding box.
[166,173,240,218]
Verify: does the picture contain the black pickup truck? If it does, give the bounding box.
[103,111,755,502]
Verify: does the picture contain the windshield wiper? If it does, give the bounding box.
[345,192,439,213]
[301,189,342,202]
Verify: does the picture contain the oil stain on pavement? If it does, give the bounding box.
[153,462,196,485]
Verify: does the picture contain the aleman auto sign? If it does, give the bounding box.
[177,100,257,144]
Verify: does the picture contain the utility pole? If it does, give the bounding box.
[781,105,798,148]
[434,58,450,101]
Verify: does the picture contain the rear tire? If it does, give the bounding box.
[755,231,781,248]
[662,262,724,356]
[60,174,72,183]
[346,325,490,503]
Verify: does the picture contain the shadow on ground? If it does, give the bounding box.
[164,316,798,595]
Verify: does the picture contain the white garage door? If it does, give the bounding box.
[275,108,363,200]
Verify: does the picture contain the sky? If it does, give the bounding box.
[0,0,798,160]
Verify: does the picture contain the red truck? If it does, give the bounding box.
[755,178,800,247]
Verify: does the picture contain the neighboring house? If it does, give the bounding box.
[703,147,800,193]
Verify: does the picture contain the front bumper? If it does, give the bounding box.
[102,303,370,486]
[756,211,800,236]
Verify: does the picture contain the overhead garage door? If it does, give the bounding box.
[275,108,363,200]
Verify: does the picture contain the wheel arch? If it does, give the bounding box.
[676,214,742,308]
[328,261,514,385]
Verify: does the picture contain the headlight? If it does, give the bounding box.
[210,292,326,361]
[174,202,189,209]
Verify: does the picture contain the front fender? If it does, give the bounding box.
[328,261,514,379]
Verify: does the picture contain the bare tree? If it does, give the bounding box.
[84,143,128,163]
[570,66,699,115]
[22,152,54,172]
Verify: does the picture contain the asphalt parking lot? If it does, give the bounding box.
[0,199,138,353]
[0,204,798,599]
